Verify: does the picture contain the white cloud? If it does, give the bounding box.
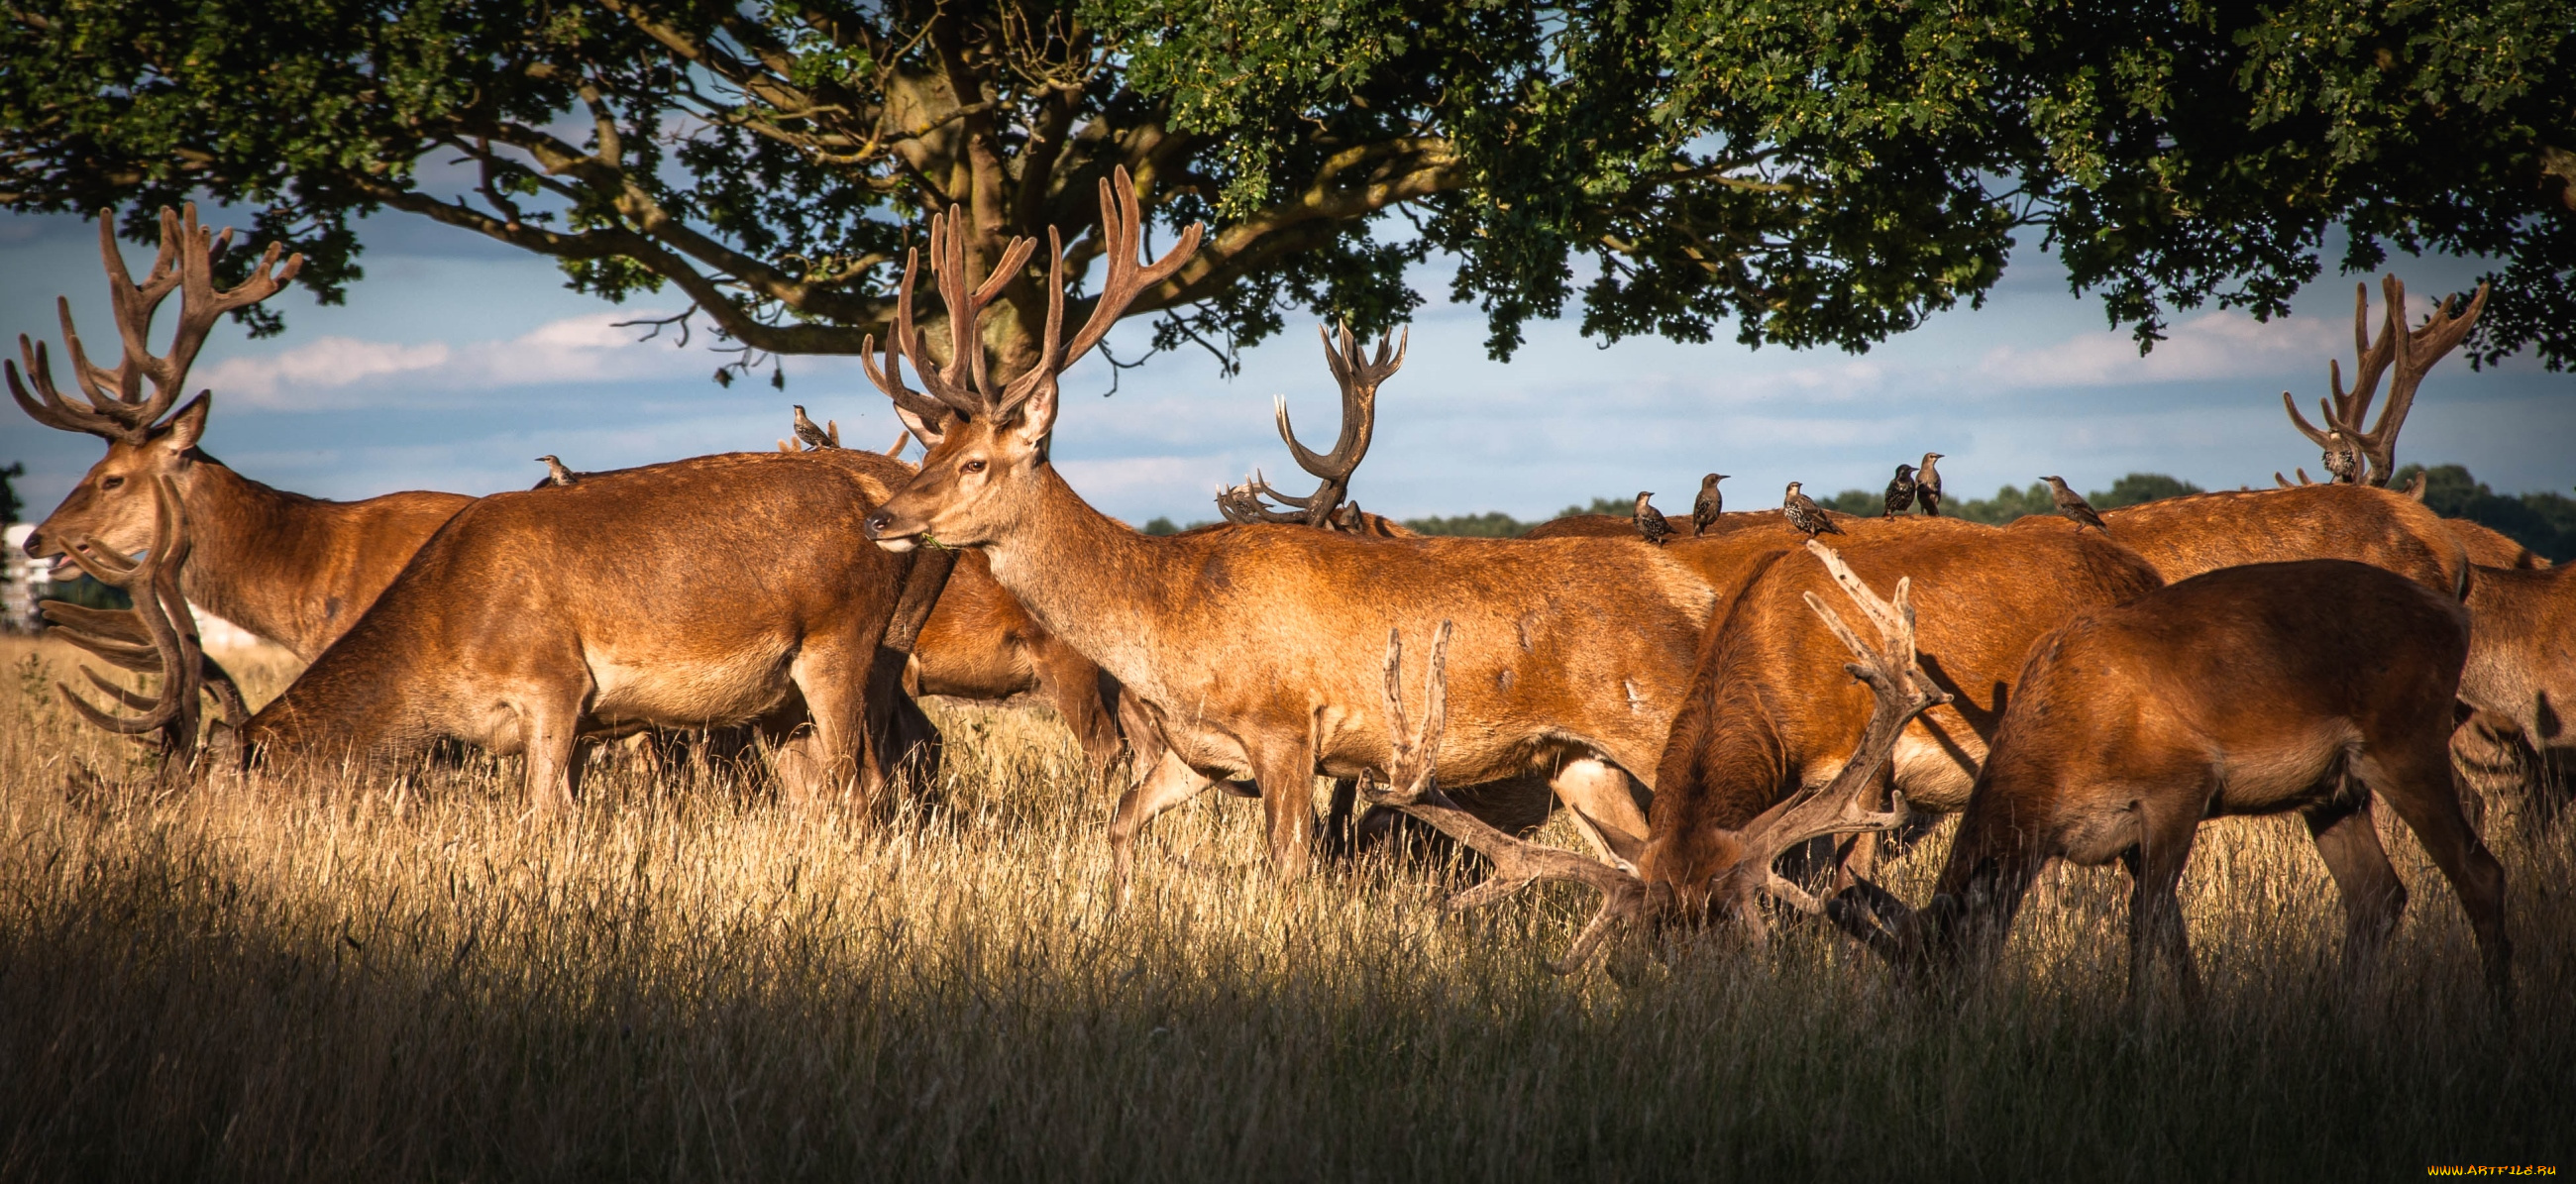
[198,311,691,408]
[1975,309,2342,388]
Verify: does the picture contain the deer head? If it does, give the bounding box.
[12,205,300,578]
[860,168,1201,551]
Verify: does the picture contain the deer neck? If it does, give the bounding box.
[174,460,343,659]
[973,466,1206,695]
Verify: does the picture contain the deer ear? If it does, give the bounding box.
[158,392,212,453]
[1005,379,1058,457]
[892,402,947,451]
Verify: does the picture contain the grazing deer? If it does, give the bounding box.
[1355,543,1952,969]
[12,206,475,661]
[860,171,1735,880]
[1638,518,2166,912]
[234,447,945,809]
[1834,561,2509,1004]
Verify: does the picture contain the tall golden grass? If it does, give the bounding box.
[1,633,2568,1180]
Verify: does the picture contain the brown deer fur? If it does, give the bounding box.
[2009,484,2470,594]
[24,397,473,661]
[1637,518,2166,910]
[1897,560,2508,1000]
[2444,518,2545,570]
[2455,563,2576,801]
[245,449,933,809]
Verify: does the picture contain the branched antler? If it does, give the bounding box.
[2282,274,2487,486]
[1218,321,1406,530]
[41,475,247,768]
[8,205,301,442]
[1362,621,1649,972]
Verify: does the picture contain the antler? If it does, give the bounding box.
[1359,621,1649,972]
[1223,321,1408,530]
[41,475,244,765]
[861,166,1202,436]
[1695,541,1953,942]
[8,205,301,442]
[2282,274,2488,486]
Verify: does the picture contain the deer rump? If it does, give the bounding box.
[1637,519,2168,907]
[242,449,928,804]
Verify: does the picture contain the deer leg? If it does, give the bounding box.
[1033,645,1125,782]
[1249,738,1320,878]
[2122,805,2204,1008]
[519,694,587,815]
[1549,758,1651,871]
[1110,749,1218,898]
[1322,778,1360,860]
[782,642,868,809]
[2362,741,2514,1005]
[2301,790,2407,978]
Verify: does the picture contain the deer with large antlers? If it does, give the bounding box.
[1358,542,1953,968]
[1833,560,2510,1003]
[860,169,1747,880]
[1215,324,1416,536]
[12,207,476,662]
[2277,275,2489,489]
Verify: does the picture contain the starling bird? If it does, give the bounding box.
[2321,430,2361,484]
[535,455,579,487]
[1914,452,1946,516]
[1634,491,1673,546]
[791,404,839,450]
[1691,473,1729,537]
[2041,476,2106,532]
[1782,482,1844,538]
[1882,464,1918,518]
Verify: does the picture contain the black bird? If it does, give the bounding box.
[1782,482,1844,538]
[2321,430,2361,484]
[792,404,839,450]
[2041,476,2106,532]
[1882,463,1918,518]
[534,455,580,487]
[1915,452,1946,516]
[1691,473,1729,537]
[1634,491,1673,546]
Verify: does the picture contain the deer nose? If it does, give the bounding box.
[862,511,894,539]
[20,530,41,557]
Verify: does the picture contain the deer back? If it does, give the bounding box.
[2051,484,2470,595]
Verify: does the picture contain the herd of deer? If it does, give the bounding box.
[11,175,2570,1005]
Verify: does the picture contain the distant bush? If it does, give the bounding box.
[2397,464,2576,561]
[1402,512,1528,537]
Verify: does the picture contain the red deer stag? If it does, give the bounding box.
[1833,561,2509,1003]
[236,446,945,810]
[1356,542,1951,968]
[859,170,1731,881]
[12,206,474,661]
[1638,517,2166,911]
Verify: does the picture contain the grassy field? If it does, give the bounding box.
[1,633,2569,1181]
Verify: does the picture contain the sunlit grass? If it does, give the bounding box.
[1,634,2568,1180]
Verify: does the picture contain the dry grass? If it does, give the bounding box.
[1,632,2569,1181]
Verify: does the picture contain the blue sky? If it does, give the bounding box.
[4,207,2568,528]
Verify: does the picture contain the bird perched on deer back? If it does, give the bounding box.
[1634,491,1673,546]
[534,455,579,488]
[1691,473,1728,536]
[2041,476,2106,532]
[2322,429,2360,484]
[1782,482,1844,538]
[1881,464,1918,518]
[1914,452,1945,516]
[791,404,840,451]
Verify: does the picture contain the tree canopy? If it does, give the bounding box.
[4,1,2569,383]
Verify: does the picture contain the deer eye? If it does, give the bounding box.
[100,476,124,490]
[961,459,986,475]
